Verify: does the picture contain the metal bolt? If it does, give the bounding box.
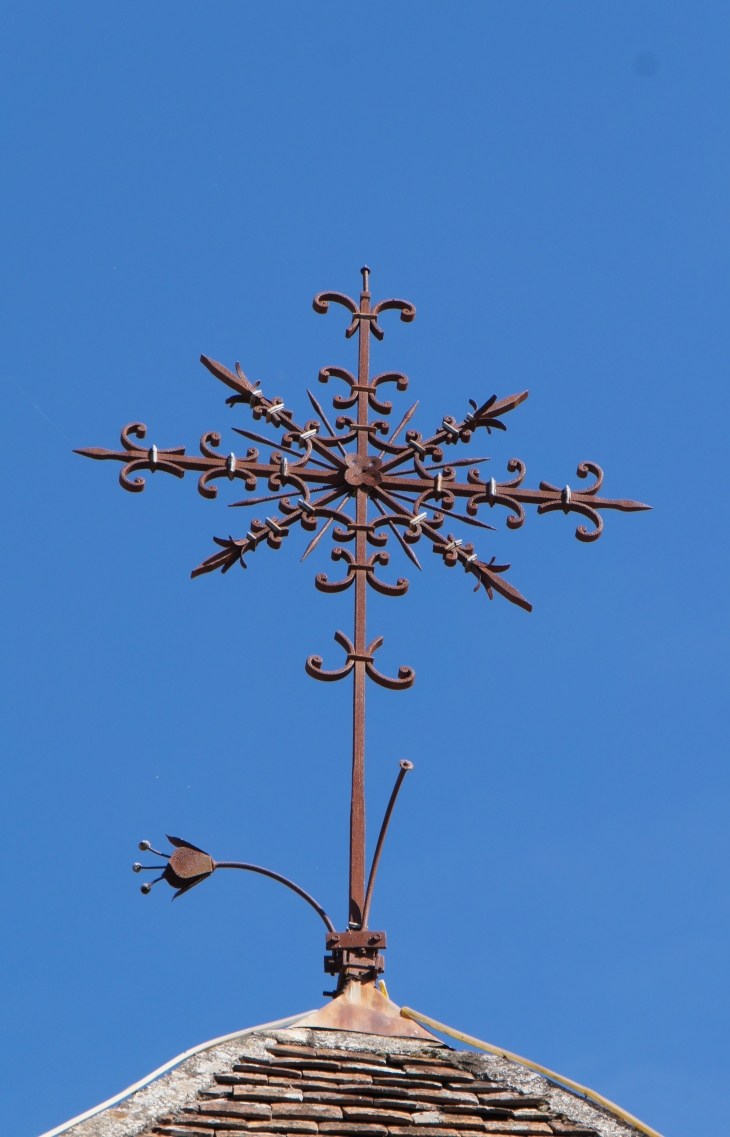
[149,445,157,467]
[226,452,237,478]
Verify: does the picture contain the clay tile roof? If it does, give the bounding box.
[50,1027,645,1137]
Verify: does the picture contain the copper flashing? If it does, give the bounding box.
[296,982,438,1040]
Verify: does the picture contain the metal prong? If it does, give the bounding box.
[361,760,415,929]
[139,840,169,858]
[140,872,166,895]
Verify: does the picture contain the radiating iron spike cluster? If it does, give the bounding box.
[78,270,649,992]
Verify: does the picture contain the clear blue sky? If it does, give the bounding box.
[1,5,727,1137]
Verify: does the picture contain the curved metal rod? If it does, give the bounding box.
[361,760,414,930]
[213,861,335,933]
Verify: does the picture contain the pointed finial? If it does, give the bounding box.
[360,265,370,293]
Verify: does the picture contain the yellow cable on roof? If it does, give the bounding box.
[400,1006,663,1137]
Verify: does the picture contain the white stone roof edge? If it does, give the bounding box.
[37,1009,318,1137]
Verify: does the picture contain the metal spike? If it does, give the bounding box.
[301,515,334,561]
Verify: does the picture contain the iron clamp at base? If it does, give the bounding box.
[324,929,386,994]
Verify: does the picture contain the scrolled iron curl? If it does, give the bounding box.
[199,431,221,459]
[537,497,604,542]
[576,460,604,495]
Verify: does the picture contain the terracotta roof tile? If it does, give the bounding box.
[233,1063,303,1079]
[402,1090,479,1106]
[196,1100,272,1119]
[476,1096,547,1108]
[155,1129,212,1137]
[271,1103,344,1120]
[302,1073,376,1085]
[318,1124,388,1137]
[215,1132,284,1137]
[480,1125,553,1135]
[301,1093,376,1106]
[270,1059,344,1073]
[70,1029,637,1137]
[547,1129,604,1136]
[371,1080,443,1091]
[140,1036,604,1137]
[411,1113,485,1128]
[248,1122,318,1134]
[401,1067,475,1083]
[275,1046,378,1061]
[386,1128,460,1136]
[267,1046,320,1059]
[342,1109,414,1125]
[232,1087,304,1102]
[218,1073,270,1085]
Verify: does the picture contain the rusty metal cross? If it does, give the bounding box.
[78,267,649,987]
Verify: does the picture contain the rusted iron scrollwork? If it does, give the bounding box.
[305,630,415,691]
[78,268,649,993]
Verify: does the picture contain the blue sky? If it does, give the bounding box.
[1,5,728,1137]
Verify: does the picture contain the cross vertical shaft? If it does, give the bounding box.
[350,271,370,928]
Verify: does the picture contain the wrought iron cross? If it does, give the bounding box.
[77,267,649,989]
